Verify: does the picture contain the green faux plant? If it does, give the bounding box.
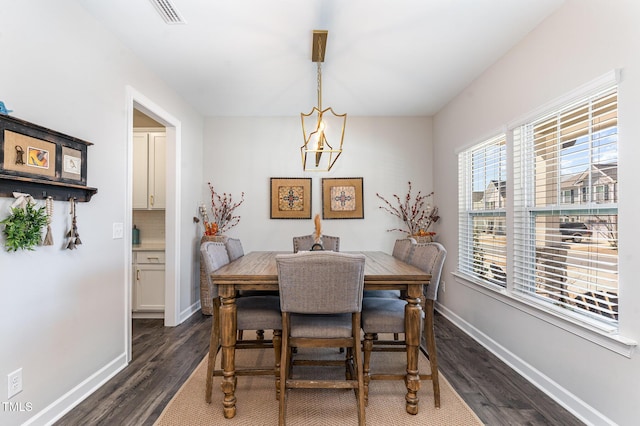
[1,202,48,252]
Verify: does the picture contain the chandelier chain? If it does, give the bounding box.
[316,35,323,110]
[317,62,322,111]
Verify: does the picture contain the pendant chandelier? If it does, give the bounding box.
[300,30,347,172]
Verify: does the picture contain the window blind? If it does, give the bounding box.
[513,87,619,323]
[459,135,508,287]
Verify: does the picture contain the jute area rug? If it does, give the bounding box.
[155,341,483,426]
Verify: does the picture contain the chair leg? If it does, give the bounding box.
[205,298,221,404]
[345,347,353,380]
[353,314,366,426]
[362,332,374,407]
[279,315,290,426]
[424,303,440,408]
[256,329,265,340]
[237,329,243,340]
[273,329,282,400]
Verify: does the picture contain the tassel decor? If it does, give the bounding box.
[43,196,54,246]
[66,198,81,249]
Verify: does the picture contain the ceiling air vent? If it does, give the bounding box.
[149,0,186,24]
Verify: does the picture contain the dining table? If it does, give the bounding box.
[210,250,430,419]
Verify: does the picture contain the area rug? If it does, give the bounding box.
[155,342,483,426]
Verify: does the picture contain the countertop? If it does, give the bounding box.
[132,242,165,251]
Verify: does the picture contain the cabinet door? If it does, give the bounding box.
[149,133,166,209]
[132,133,149,209]
[134,264,165,311]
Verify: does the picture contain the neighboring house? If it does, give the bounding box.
[561,163,618,205]
[472,181,506,235]
[471,191,485,210]
[484,180,506,209]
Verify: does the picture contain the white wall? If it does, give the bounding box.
[202,116,433,252]
[433,1,640,424]
[0,1,203,424]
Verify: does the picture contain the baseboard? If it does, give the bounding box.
[132,311,164,319]
[179,300,201,324]
[23,353,128,426]
[435,303,613,426]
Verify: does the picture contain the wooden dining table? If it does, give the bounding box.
[210,250,430,419]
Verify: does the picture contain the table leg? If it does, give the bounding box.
[219,293,237,419]
[404,291,422,415]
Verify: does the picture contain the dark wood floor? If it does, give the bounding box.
[56,312,583,426]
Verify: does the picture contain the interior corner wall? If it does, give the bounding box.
[432,0,640,424]
[202,116,434,253]
[0,1,203,425]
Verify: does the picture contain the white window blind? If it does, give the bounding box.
[459,135,508,287]
[513,87,618,324]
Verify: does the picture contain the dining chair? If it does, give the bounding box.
[276,251,366,426]
[292,234,340,252]
[224,237,244,261]
[201,241,282,404]
[227,237,278,340]
[361,241,447,408]
[363,238,415,299]
[392,237,416,262]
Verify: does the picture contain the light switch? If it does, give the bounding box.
[113,222,124,239]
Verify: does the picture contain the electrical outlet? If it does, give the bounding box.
[8,368,23,399]
[113,222,124,239]
[441,280,446,292]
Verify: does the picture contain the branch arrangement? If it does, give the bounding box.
[376,181,439,236]
[202,182,245,235]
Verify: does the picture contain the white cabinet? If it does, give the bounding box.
[133,250,165,313]
[133,131,166,209]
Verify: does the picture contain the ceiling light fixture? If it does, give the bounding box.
[300,30,347,172]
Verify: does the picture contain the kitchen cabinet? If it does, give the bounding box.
[133,131,166,209]
[132,250,165,314]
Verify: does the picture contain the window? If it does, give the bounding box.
[458,135,507,287]
[513,86,618,325]
[457,75,619,329]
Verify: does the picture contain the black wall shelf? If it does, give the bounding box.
[0,174,97,202]
[0,114,97,202]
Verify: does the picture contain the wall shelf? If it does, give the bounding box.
[0,174,97,202]
[0,114,97,202]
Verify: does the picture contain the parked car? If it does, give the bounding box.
[560,222,592,243]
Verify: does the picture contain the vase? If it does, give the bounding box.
[199,234,228,315]
[413,235,434,243]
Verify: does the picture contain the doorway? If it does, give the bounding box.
[126,87,181,362]
[132,110,166,320]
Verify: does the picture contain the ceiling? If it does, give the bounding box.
[79,0,564,117]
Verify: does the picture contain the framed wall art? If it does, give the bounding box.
[322,177,364,219]
[270,177,312,219]
[0,114,97,201]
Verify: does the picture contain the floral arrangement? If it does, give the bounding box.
[376,181,440,237]
[198,183,245,236]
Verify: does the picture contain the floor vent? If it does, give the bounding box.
[149,0,186,24]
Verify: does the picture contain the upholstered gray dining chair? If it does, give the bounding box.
[200,241,282,404]
[361,241,447,408]
[224,237,244,261]
[363,238,415,299]
[276,251,366,426]
[292,234,340,252]
[392,237,416,262]
[226,237,278,341]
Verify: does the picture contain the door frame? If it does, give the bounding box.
[125,86,181,361]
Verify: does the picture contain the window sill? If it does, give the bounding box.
[452,271,637,358]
